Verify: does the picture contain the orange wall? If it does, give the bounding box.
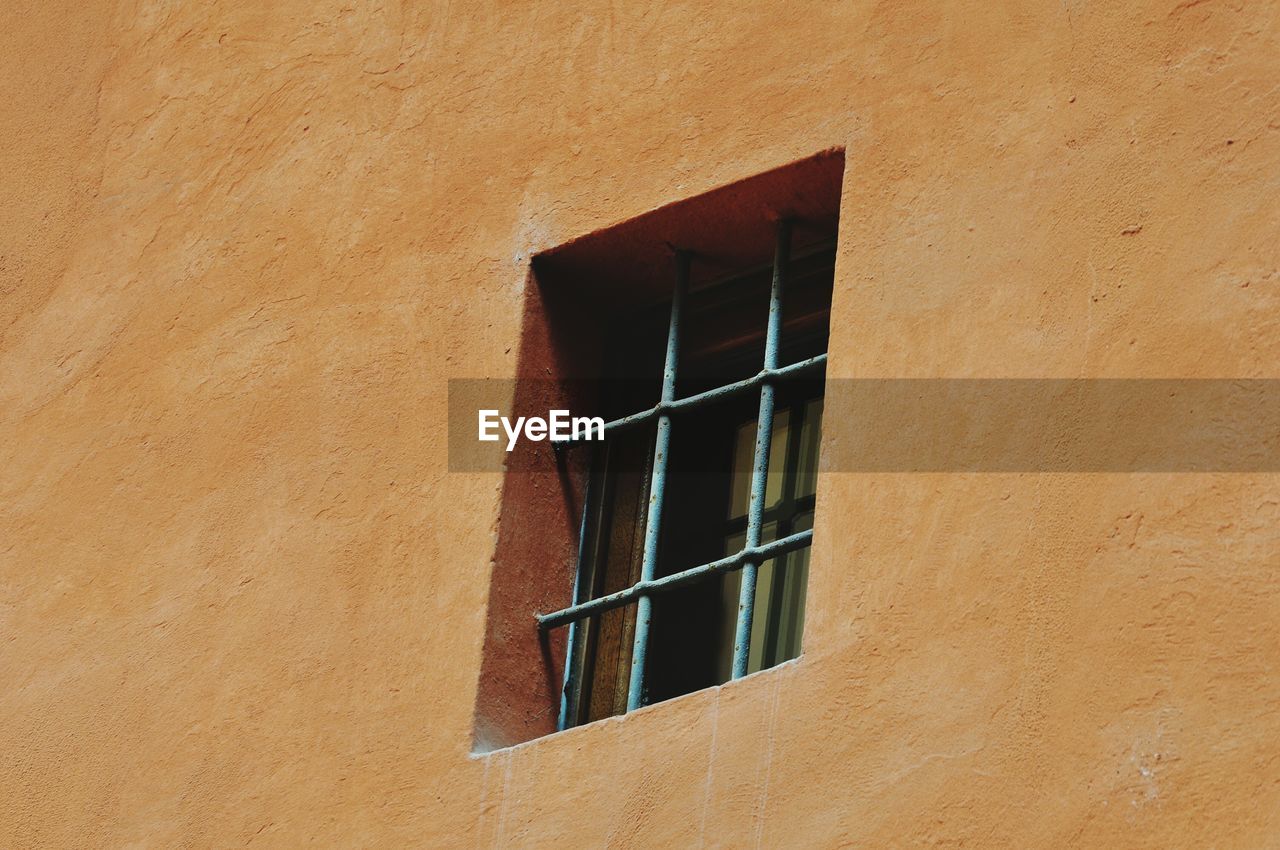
[2,1,1278,846]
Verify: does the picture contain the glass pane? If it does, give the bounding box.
[726,408,792,520]
[773,510,812,664]
[727,424,753,520]
[764,410,790,509]
[796,398,823,499]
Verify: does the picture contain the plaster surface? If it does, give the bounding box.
[2,1,1278,847]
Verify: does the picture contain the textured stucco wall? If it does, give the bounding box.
[2,1,1278,847]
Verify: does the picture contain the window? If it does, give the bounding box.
[470,150,843,749]
[541,221,835,729]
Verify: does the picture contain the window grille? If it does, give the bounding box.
[539,220,826,730]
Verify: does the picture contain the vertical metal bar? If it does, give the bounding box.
[732,220,792,679]
[556,443,603,732]
[626,250,690,712]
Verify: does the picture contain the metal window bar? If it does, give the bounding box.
[541,220,815,720]
[538,528,814,630]
[732,219,791,678]
[551,353,826,446]
[624,249,689,712]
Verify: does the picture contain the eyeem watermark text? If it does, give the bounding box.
[450,378,1280,472]
[478,409,604,452]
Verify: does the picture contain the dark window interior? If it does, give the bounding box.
[569,242,835,726]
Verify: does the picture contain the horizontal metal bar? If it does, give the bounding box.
[552,354,827,448]
[537,528,814,630]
